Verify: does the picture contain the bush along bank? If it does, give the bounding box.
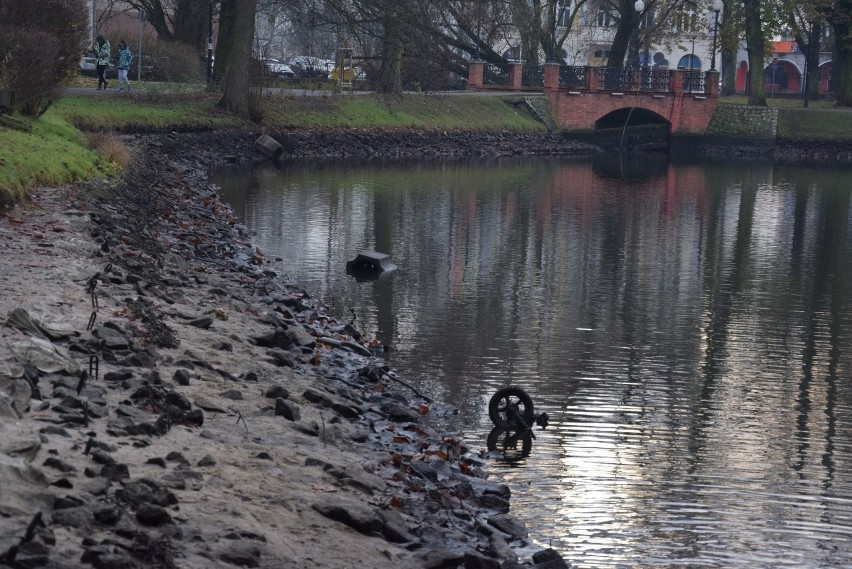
[0,131,577,569]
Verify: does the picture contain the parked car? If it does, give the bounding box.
[79,51,97,76]
[287,56,333,79]
[263,59,294,78]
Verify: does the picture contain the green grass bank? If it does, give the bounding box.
[0,92,545,205]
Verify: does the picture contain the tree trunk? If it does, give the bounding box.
[833,2,852,106]
[743,0,766,106]
[721,49,736,95]
[174,0,209,52]
[218,0,255,119]
[834,43,852,106]
[213,0,236,84]
[607,2,639,68]
[378,8,403,94]
[802,23,822,103]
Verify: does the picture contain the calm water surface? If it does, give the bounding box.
[214,154,852,568]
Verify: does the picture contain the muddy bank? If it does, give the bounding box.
[0,130,582,569]
[668,135,852,164]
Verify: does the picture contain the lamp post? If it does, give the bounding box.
[634,0,646,84]
[710,0,722,71]
[206,1,214,85]
[549,3,557,62]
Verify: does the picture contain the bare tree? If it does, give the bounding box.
[218,0,256,118]
[743,0,766,105]
[106,0,211,51]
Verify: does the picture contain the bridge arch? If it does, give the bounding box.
[594,107,672,150]
[595,107,671,130]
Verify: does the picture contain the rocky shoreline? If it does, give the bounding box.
[0,130,588,569]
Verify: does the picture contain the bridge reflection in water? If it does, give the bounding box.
[214,157,852,569]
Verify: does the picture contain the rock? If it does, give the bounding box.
[103,369,133,382]
[197,454,216,467]
[43,457,76,473]
[379,401,421,423]
[274,398,300,421]
[93,506,123,526]
[487,514,527,539]
[312,498,383,536]
[417,549,466,569]
[285,326,315,348]
[216,541,263,567]
[13,539,51,568]
[173,369,191,386]
[380,509,415,543]
[532,548,571,568]
[188,316,214,329]
[265,348,295,368]
[135,504,172,526]
[253,330,291,349]
[93,326,131,351]
[194,396,227,413]
[479,493,510,513]
[488,534,518,564]
[164,391,191,410]
[463,552,502,569]
[219,389,243,400]
[52,505,94,528]
[264,385,288,399]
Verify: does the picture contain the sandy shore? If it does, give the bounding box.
[0,131,582,569]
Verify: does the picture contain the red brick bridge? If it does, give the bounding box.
[467,62,720,136]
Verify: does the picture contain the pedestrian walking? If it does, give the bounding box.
[95,35,111,90]
[117,41,132,92]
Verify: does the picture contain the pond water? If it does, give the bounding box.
[213,153,852,568]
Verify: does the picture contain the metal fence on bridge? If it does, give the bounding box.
[483,63,509,86]
[593,67,674,92]
[522,65,544,88]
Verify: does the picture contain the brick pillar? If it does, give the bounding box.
[671,69,684,93]
[468,61,484,91]
[706,70,720,96]
[508,62,524,90]
[587,66,598,92]
[543,62,560,93]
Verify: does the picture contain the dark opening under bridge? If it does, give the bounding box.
[467,62,720,147]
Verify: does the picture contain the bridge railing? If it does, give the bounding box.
[595,67,674,92]
[682,70,705,93]
[467,61,717,96]
[559,65,587,89]
[522,65,544,88]
[483,63,509,86]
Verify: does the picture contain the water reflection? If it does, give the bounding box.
[214,156,852,568]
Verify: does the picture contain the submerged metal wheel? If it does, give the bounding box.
[488,386,535,428]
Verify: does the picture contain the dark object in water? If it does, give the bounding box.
[345,250,395,278]
[255,134,283,165]
[488,386,549,431]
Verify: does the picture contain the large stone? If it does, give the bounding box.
[285,326,315,348]
[0,453,53,518]
[487,514,527,539]
[312,498,383,535]
[274,398,300,421]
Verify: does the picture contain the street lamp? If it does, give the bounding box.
[206,0,214,85]
[710,0,722,71]
[549,4,557,62]
[634,0,644,68]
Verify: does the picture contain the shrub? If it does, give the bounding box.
[0,0,88,117]
[87,131,131,170]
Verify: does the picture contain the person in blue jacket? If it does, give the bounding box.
[116,41,132,92]
[95,35,111,90]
